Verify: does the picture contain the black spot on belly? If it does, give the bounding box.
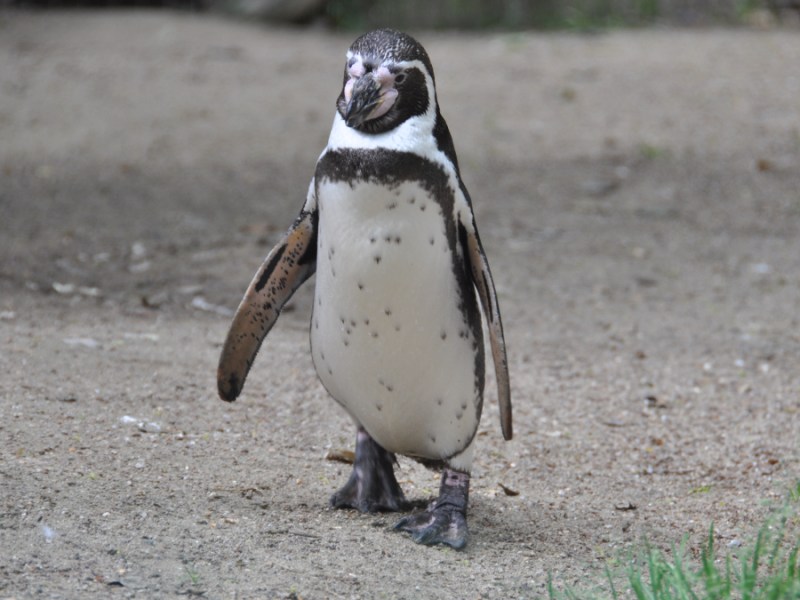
[429,434,436,443]
[384,308,392,316]
[371,331,379,339]
[357,281,364,290]
[440,330,447,340]
[395,236,402,244]
[364,318,370,325]
[374,255,382,264]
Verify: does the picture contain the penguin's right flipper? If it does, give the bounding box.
[217,205,318,402]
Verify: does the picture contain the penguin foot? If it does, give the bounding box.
[394,468,470,549]
[330,427,408,512]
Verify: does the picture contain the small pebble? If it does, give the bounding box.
[41,523,56,543]
[63,337,100,349]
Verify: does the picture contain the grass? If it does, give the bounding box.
[183,564,202,587]
[549,483,800,600]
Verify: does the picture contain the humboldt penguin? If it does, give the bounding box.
[218,29,511,549]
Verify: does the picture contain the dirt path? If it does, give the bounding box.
[1,11,799,598]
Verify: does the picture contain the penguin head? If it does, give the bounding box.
[337,29,437,135]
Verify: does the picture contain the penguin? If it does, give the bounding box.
[217,29,511,549]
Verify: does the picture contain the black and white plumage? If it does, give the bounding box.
[218,29,511,549]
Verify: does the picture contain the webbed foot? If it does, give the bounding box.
[330,427,408,513]
[394,468,470,549]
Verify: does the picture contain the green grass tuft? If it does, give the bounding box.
[549,483,800,600]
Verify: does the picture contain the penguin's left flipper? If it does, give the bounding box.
[217,207,318,402]
[460,215,512,441]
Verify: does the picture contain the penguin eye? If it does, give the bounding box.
[394,72,406,84]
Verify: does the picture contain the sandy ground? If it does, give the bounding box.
[1,10,799,599]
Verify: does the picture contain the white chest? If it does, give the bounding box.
[309,177,482,461]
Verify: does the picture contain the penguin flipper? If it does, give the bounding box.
[460,217,512,441]
[217,207,318,402]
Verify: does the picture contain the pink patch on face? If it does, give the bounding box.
[374,66,393,86]
[366,88,398,121]
[348,61,366,79]
[345,60,366,103]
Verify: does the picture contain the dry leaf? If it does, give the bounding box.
[498,483,519,496]
[325,449,355,464]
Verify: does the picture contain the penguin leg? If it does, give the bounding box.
[393,468,470,550]
[329,427,409,513]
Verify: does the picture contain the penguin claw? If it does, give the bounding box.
[393,504,468,549]
[329,473,408,513]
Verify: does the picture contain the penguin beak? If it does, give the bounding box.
[344,75,382,128]
[343,69,399,128]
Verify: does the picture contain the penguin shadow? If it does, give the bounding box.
[465,494,570,553]
[322,469,430,527]
[328,492,526,550]
[468,495,528,545]
[221,473,573,555]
